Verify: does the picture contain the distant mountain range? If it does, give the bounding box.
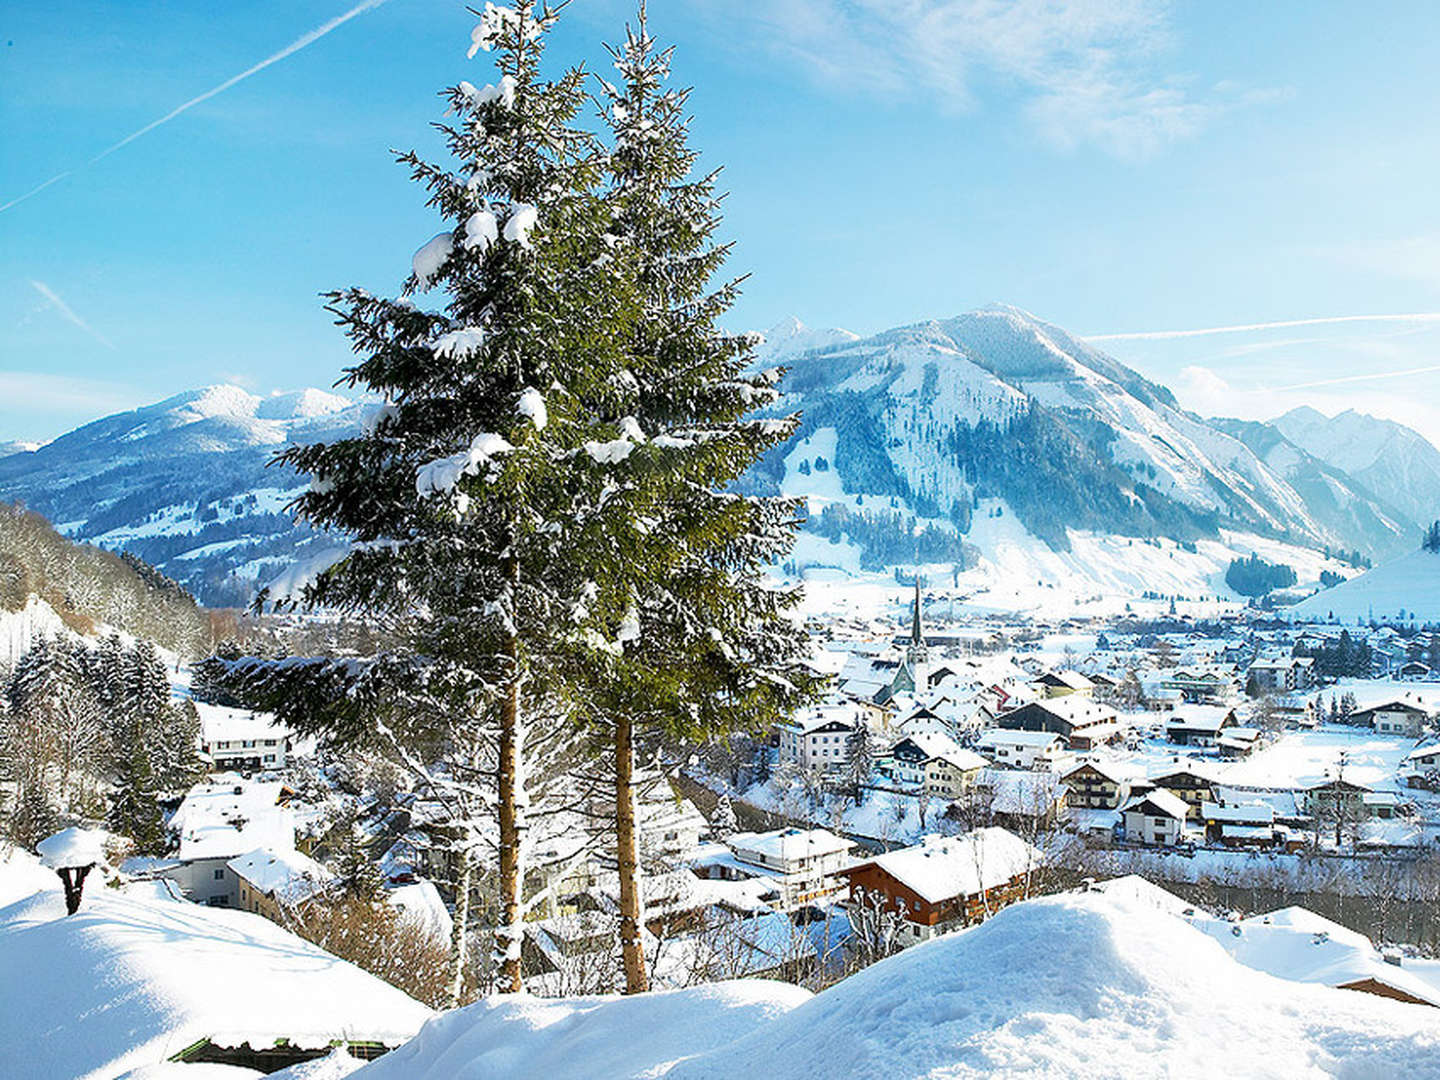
[2,306,1435,607]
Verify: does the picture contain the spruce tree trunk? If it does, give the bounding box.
[616,712,649,993]
[496,557,526,993]
[448,855,472,1008]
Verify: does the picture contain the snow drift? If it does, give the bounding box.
[353,890,1440,1080]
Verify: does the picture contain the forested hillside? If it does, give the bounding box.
[0,503,214,658]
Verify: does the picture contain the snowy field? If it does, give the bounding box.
[1222,726,1416,792]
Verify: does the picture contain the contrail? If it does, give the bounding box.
[1269,364,1440,392]
[1085,312,1440,342]
[30,280,116,350]
[0,0,389,215]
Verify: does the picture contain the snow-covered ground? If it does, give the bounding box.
[1290,548,1440,626]
[349,889,1440,1079]
[0,848,431,1080]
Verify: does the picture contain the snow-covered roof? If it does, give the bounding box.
[1198,906,1440,1007]
[196,701,289,745]
[1121,788,1190,821]
[227,847,333,903]
[977,727,1064,748]
[844,828,1041,904]
[1201,801,1274,825]
[728,827,853,867]
[0,877,432,1078]
[170,775,294,862]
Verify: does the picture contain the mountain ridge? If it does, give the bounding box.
[2,306,1435,607]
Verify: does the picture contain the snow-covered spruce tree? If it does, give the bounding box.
[210,2,646,999]
[107,725,166,854]
[580,9,821,994]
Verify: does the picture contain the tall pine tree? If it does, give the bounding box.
[583,7,820,993]
[210,1,649,998]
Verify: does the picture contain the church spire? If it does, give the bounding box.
[911,577,923,646]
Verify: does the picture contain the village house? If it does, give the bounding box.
[776,707,859,772]
[1303,778,1373,822]
[1164,710,1237,748]
[1352,698,1431,738]
[196,703,292,773]
[1159,668,1238,705]
[1062,761,1130,809]
[997,697,1120,750]
[1148,767,1220,820]
[1120,789,1192,846]
[878,732,988,799]
[1200,801,1286,849]
[838,828,1042,947]
[161,775,297,907]
[1247,656,1316,694]
[979,770,1069,832]
[976,728,1067,771]
[229,847,334,922]
[1401,743,1440,787]
[708,827,856,911]
[1217,726,1264,759]
[1033,670,1095,699]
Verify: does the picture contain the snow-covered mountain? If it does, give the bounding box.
[1288,546,1440,625]
[1275,406,1440,531]
[2,306,1434,608]
[0,386,369,608]
[749,305,1419,573]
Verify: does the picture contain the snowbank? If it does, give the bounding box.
[351,981,810,1080]
[0,880,432,1080]
[356,890,1440,1079]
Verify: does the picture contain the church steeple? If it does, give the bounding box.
[906,576,929,694]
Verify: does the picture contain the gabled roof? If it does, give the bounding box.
[1121,789,1190,821]
[840,828,1041,904]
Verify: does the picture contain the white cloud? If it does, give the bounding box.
[705,0,1271,157]
[29,280,115,350]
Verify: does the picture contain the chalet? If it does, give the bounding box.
[1247,656,1315,693]
[976,728,1067,771]
[228,847,334,923]
[1401,743,1440,787]
[1352,698,1430,738]
[1062,761,1130,809]
[1398,660,1435,681]
[162,776,296,907]
[1120,789,1192,846]
[1217,726,1264,759]
[722,828,856,911]
[879,733,988,799]
[1159,668,1237,705]
[980,770,1069,832]
[997,698,1119,750]
[1303,778,1372,820]
[838,828,1042,947]
[197,703,292,773]
[1148,768,1218,820]
[1165,710,1238,748]
[776,708,858,771]
[1033,670,1095,699]
[1201,801,1281,849]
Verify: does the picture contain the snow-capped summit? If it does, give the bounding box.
[751,316,859,365]
[256,387,355,421]
[1275,405,1440,529]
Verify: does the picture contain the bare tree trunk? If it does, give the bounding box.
[616,712,649,994]
[496,562,526,994]
[448,855,473,1008]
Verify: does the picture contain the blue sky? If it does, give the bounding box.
[4,0,1440,444]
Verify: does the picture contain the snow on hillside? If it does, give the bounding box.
[0,872,432,1080]
[349,890,1440,1079]
[0,594,75,668]
[1289,548,1440,625]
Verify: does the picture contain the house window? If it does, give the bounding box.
[264,755,275,763]
[214,868,225,880]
